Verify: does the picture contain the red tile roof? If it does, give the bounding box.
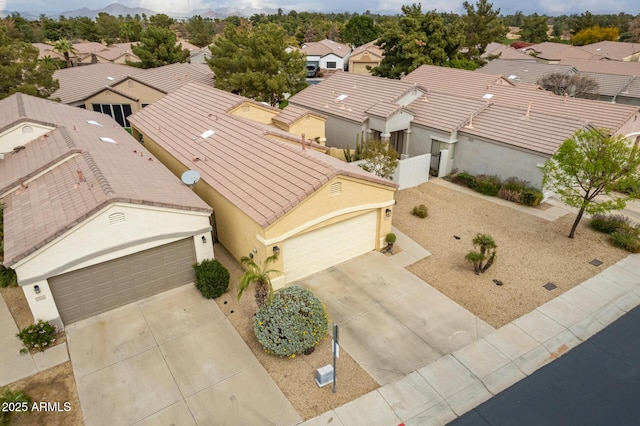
[128,84,396,228]
[0,94,211,267]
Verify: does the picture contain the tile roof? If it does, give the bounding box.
[300,39,352,58]
[523,42,593,61]
[0,94,211,267]
[52,62,214,104]
[289,72,422,122]
[578,41,640,61]
[128,83,396,228]
[32,43,64,60]
[460,104,589,155]
[403,65,515,98]
[482,43,536,61]
[351,40,384,58]
[365,101,405,119]
[557,58,640,76]
[405,64,639,134]
[407,92,490,133]
[272,104,325,127]
[479,60,575,85]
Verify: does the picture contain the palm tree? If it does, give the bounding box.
[53,38,75,68]
[237,254,279,308]
[465,233,497,274]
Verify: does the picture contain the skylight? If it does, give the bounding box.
[335,94,348,101]
[508,75,517,80]
[482,94,494,99]
[106,76,114,80]
[100,137,117,144]
[87,120,103,127]
[200,129,215,139]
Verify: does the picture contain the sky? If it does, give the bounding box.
[2,0,640,16]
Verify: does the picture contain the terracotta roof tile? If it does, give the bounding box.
[557,58,640,76]
[272,104,326,127]
[578,41,640,61]
[300,39,352,58]
[289,72,422,123]
[523,42,593,61]
[407,92,489,133]
[0,94,211,266]
[128,84,395,228]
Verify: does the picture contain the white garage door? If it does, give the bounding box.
[49,238,196,325]
[283,211,377,283]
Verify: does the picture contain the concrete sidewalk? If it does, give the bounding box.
[0,292,69,387]
[299,254,640,426]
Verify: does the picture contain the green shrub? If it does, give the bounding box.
[16,320,58,352]
[613,178,640,195]
[497,187,521,203]
[473,175,502,196]
[412,204,429,218]
[193,259,230,299]
[611,228,640,253]
[385,233,397,243]
[501,177,529,192]
[590,214,637,234]
[520,187,543,206]
[0,266,17,288]
[253,286,328,357]
[451,171,475,188]
[0,387,32,424]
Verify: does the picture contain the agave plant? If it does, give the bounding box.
[237,254,279,308]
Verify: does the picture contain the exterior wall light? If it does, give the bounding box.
[202,236,207,244]
[273,246,280,256]
[34,285,41,294]
[385,208,392,217]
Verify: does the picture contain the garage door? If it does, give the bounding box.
[283,211,377,284]
[49,238,196,325]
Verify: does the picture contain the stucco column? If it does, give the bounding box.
[381,133,391,142]
[365,129,374,141]
[403,129,412,157]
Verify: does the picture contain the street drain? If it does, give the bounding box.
[543,282,557,291]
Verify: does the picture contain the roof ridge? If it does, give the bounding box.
[81,151,114,196]
[16,93,26,117]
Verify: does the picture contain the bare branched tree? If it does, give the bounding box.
[537,73,599,99]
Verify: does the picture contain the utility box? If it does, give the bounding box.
[315,364,334,387]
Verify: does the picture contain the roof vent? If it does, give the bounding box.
[507,75,517,80]
[86,120,103,127]
[330,182,342,196]
[100,137,117,144]
[200,129,215,139]
[106,76,114,80]
[482,94,494,99]
[336,94,348,101]
[22,125,33,133]
[109,212,126,225]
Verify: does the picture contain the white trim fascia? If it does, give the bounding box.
[256,200,394,246]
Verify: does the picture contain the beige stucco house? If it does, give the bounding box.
[0,94,214,329]
[129,83,397,287]
[348,40,384,75]
[52,62,214,128]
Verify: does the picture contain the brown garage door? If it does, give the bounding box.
[49,238,196,325]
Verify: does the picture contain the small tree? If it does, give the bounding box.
[358,139,399,179]
[129,26,189,69]
[537,73,599,99]
[193,259,230,299]
[237,254,279,308]
[53,38,75,68]
[465,233,497,274]
[542,128,640,239]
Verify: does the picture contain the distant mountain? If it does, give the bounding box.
[60,3,157,18]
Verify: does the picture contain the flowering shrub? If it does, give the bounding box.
[253,286,328,357]
[16,320,57,352]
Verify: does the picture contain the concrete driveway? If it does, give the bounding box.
[302,251,494,385]
[66,284,300,426]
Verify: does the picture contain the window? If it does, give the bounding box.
[91,104,133,127]
[327,62,337,69]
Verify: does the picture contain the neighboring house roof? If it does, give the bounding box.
[405,64,639,134]
[32,43,64,60]
[460,103,589,155]
[71,42,108,55]
[482,42,536,61]
[557,58,640,76]
[128,83,395,228]
[479,60,575,85]
[407,91,490,133]
[272,104,325,127]
[523,42,593,61]
[90,43,139,62]
[350,40,384,59]
[300,39,352,58]
[403,65,515,98]
[578,41,640,61]
[479,59,638,100]
[51,62,214,104]
[289,72,422,123]
[0,93,211,267]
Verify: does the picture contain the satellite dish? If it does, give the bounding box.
[181,170,201,189]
